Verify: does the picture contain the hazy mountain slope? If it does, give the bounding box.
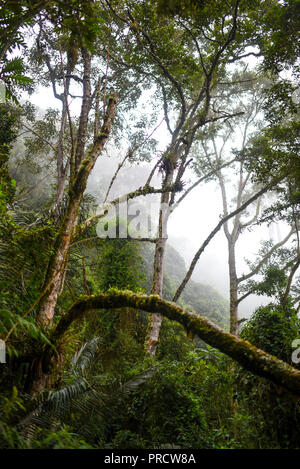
[141,243,229,328]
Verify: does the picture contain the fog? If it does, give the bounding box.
[27,84,290,318]
[87,149,282,317]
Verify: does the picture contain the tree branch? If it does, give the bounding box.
[51,290,300,396]
[282,252,300,306]
[173,182,279,302]
[237,228,296,284]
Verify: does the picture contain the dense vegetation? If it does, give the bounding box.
[0,0,299,449]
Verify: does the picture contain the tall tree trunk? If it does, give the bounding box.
[146,167,174,356]
[147,239,167,356]
[228,241,239,335]
[54,105,69,216]
[37,195,82,326]
[36,92,117,329]
[217,164,243,336]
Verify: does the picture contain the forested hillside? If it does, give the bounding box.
[146,244,229,327]
[0,0,300,451]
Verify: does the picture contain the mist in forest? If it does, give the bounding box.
[86,144,280,316]
[29,87,286,317]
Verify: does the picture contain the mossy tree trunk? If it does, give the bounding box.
[228,242,239,335]
[36,47,117,329]
[37,92,118,328]
[27,48,118,393]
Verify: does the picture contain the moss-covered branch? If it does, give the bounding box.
[52,290,300,396]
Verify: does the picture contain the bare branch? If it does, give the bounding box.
[237,228,296,284]
[173,181,279,303]
[104,118,164,203]
[21,123,57,153]
[145,157,162,187]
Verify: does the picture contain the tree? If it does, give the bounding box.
[237,301,300,448]
[16,0,271,362]
[239,237,300,312]
[192,74,298,334]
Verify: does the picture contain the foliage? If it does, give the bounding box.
[258,0,300,75]
[240,239,300,306]
[235,303,300,448]
[0,1,103,99]
[241,303,300,361]
[0,387,28,449]
[0,103,19,222]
